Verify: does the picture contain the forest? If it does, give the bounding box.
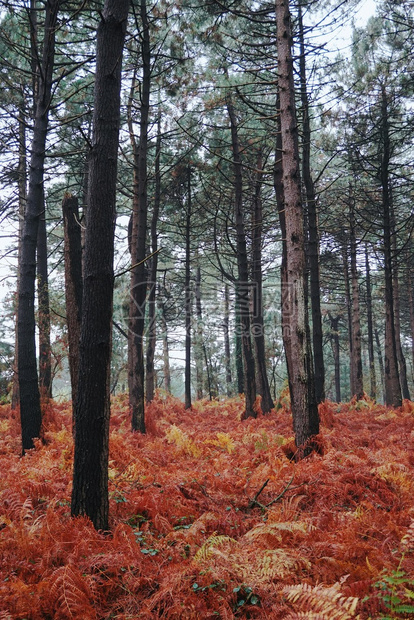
[0,0,414,617]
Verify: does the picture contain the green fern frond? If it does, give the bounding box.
[194,532,238,562]
[284,583,359,619]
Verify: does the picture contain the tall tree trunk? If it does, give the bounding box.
[251,148,274,413]
[234,287,245,395]
[129,0,150,431]
[160,301,171,394]
[12,107,27,410]
[342,242,354,399]
[145,117,161,403]
[390,203,410,400]
[408,264,414,382]
[298,1,325,404]
[365,244,377,400]
[275,0,319,453]
[349,191,363,400]
[37,189,52,399]
[194,264,204,400]
[226,98,257,419]
[274,93,292,394]
[329,314,341,402]
[380,86,402,407]
[184,167,192,410]
[374,327,386,404]
[223,283,233,397]
[71,0,129,530]
[62,193,83,414]
[18,0,60,453]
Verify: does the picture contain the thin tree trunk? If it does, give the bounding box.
[349,192,363,400]
[62,193,83,414]
[37,189,52,399]
[390,203,410,400]
[275,0,319,453]
[223,283,233,397]
[329,314,341,403]
[160,301,171,394]
[129,0,150,431]
[380,87,402,407]
[18,0,60,453]
[251,148,274,413]
[145,117,161,403]
[298,1,325,404]
[71,0,129,530]
[234,287,244,395]
[227,98,257,419]
[365,244,377,400]
[194,264,204,400]
[408,265,414,382]
[342,242,354,399]
[184,167,192,410]
[375,327,386,403]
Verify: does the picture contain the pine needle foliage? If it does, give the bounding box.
[0,395,414,617]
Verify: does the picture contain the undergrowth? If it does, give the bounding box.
[0,394,414,618]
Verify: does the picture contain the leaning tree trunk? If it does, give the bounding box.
[17,0,60,453]
[251,148,274,413]
[227,98,257,419]
[298,1,325,404]
[71,0,129,531]
[275,0,319,454]
[62,193,83,414]
[129,0,150,432]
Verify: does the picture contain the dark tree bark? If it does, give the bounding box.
[275,0,319,453]
[37,190,52,399]
[62,193,83,413]
[274,93,293,395]
[380,87,402,407]
[341,242,354,399]
[194,264,204,400]
[71,0,129,530]
[18,0,60,453]
[226,98,257,419]
[329,313,341,403]
[349,192,363,400]
[365,244,377,400]
[223,283,233,397]
[160,301,171,393]
[12,108,27,410]
[129,0,150,432]
[298,1,325,404]
[408,265,414,381]
[251,149,274,413]
[234,287,245,395]
[184,167,192,410]
[374,327,386,403]
[145,117,161,403]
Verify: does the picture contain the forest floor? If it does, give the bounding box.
[0,394,414,619]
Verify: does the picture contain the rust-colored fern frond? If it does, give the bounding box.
[49,565,97,619]
[284,583,359,619]
[401,519,414,551]
[193,531,238,562]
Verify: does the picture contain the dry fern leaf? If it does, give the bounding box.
[49,565,96,619]
[284,583,359,620]
[401,519,414,551]
[255,549,311,581]
[165,425,201,458]
[193,532,238,562]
